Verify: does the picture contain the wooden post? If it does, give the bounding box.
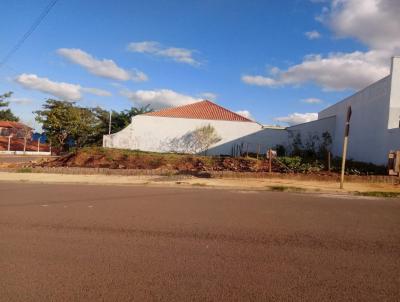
[23,136,27,154]
[246,143,249,158]
[328,151,331,172]
[37,139,40,152]
[268,149,272,173]
[8,135,11,151]
[340,106,352,189]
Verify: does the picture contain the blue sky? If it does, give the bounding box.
[1,0,399,129]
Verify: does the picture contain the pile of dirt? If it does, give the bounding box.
[35,147,282,173]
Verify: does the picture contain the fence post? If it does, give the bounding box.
[268,149,272,173]
[8,135,12,151]
[328,151,331,172]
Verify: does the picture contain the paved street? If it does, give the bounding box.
[1,182,399,301]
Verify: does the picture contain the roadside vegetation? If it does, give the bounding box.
[31,146,388,176]
[34,99,153,152]
[0,92,19,121]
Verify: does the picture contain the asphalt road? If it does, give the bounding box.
[1,183,399,301]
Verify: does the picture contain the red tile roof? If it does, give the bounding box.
[143,100,253,122]
[0,121,33,129]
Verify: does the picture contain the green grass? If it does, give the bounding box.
[268,185,305,192]
[16,168,32,173]
[192,183,207,187]
[355,191,400,198]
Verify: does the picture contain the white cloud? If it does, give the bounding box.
[326,0,400,51]
[121,89,201,109]
[8,97,33,105]
[305,30,321,40]
[131,69,148,82]
[275,112,318,126]
[301,97,323,104]
[80,87,112,97]
[243,0,400,91]
[199,92,217,101]
[15,74,111,101]
[242,51,389,90]
[57,48,148,82]
[242,75,277,86]
[127,41,200,66]
[235,110,253,120]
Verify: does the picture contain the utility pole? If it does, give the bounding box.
[340,106,352,189]
[108,111,112,135]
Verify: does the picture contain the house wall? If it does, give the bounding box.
[103,115,262,155]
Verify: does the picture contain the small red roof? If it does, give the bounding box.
[143,100,253,122]
[0,121,33,129]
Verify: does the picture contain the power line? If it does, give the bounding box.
[0,0,59,69]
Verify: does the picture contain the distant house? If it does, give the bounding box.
[0,121,33,139]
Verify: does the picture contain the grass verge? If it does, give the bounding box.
[355,191,400,198]
[268,185,306,192]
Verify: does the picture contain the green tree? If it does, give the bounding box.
[35,100,76,151]
[0,92,19,121]
[94,104,153,136]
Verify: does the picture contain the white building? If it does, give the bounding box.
[291,56,400,165]
[104,57,400,165]
[103,100,265,155]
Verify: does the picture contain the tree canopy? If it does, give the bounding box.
[35,99,153,152]
[0,92,19,122]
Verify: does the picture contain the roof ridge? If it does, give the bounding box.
[143,100,253,122]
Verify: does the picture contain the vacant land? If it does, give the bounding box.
[33,147,278,172]
[1,183,399,301]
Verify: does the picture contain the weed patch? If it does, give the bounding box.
[16,168,32,173]
[355,191,400,198]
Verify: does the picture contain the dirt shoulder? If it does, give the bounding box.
[1,172,399,197]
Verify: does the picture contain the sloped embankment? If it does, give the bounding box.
[36,147,281,172]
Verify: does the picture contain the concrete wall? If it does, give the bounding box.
[208,127,288,155]
[318,76,391,164]
[388,57,400,129]
[286,116,336,153]
[103,115,263,155]
[316,57,400,165]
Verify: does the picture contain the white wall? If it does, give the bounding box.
[208,127,288,155]
[286,116,336,153]
[103,115,263,155]
[388,57,400,129]
[316,57,400,165]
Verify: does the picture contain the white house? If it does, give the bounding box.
[104,57,400,165]
[103,100,265,155]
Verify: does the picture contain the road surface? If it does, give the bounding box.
[1,182,399,301]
